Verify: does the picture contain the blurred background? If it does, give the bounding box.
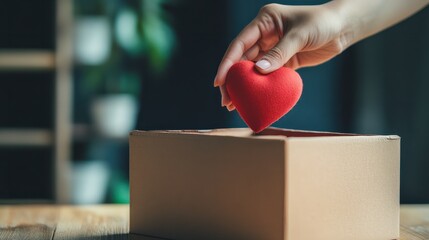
[0,0,428,204]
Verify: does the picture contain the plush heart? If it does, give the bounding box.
[225,60,303,133]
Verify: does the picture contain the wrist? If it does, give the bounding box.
[323,0,368,47]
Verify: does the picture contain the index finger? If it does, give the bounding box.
[214,21,261,87]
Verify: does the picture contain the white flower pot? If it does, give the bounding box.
[91,94,138,138]
[74,16,111,65]
[72,159,109,204]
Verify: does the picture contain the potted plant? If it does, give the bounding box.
[76,0,175,138]
[89,69,141,138]
[72,0,176,204]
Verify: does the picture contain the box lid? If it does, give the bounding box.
[130,127,399,142]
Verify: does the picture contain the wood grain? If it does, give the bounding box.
[400,205,429,240]
[0,204,428,239]
[0,205,57,240]
[53,205,129,239]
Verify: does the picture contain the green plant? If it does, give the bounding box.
[115,0,176,73]
[78,0,176,96]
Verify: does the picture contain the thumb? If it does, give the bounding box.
[255,34,302,74]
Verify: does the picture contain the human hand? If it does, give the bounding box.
[214,3,350,111]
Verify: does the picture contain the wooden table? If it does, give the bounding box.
[0,204,428,239]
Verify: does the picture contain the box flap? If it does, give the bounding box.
[130,127,400,141]
[130,128,285,141]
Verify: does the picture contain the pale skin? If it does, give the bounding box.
[214,0,429,111]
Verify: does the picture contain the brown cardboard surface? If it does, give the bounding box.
[285,135,400,240]
[130,128,400,240]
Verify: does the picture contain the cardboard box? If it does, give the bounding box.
[130,128,400,240]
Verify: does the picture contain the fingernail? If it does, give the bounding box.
[213,75,219,87]
[256,59,271,70]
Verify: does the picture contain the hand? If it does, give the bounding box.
[214,0,429,111]
[214,3,349,111]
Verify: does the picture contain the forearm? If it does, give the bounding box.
[326,0,429,46]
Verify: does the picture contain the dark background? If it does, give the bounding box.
[0,0,428,203]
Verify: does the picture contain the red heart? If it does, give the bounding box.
[225,60,303,133]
